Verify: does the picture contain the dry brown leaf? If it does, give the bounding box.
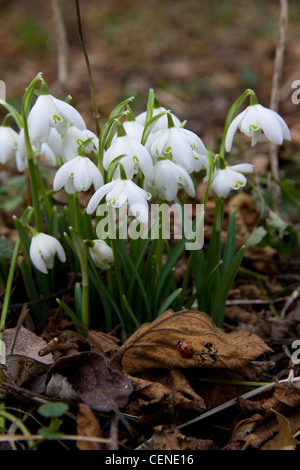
[2,326,53,386]
[129,369,205,412]
[87,330,122,356]
[46,351,133,412]
[76,403,103,450]
[238,383,300,415]
[260,410,296,450]
[230,384,300,450]
[147,424,215,450]
[115,310,272,376]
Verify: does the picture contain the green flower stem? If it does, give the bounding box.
[81,283,89,331]
[70,228,89,329]
[21,75,45,233]
[155,197,166,272]
[214,196,224,233]
[26,156,44,233]
[33,161,53,221]
[219,88,257,161]
[0,409,35,448]
[0,237,20,433]
[0,237,20,337]
[67,193,80,233]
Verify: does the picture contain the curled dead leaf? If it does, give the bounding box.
[45,351,133,412]
[148,424,215,450]
[115,310,272,375]
[76,403,103,450]
[2,326,53,386]
[128,369,206,413]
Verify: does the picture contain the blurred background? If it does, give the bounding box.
[0,0,299,144]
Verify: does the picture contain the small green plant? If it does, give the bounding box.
[37,402,69,441]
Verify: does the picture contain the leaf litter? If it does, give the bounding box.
[2,306,296,450]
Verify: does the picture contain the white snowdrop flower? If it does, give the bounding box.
[15,128,28,171]
[46,128,63,159]
[0,126,18,164]
[88,239,114,270]
[225,104,291,151]
[53,155,103,194]
[40,142,57,167]
[28,94,86,144]
[87,178,151,224]
[136,106,181,133]
[146,124,207,174]
[210,163,254,198]
[144,159,195,201]
[15,128,57,171]
[29,232,66,274]
[61,126,98,163]
[116,120,144,143]
[103,134,154,181]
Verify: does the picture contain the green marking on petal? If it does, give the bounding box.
[249,124,258,132]
[53,114,62,124]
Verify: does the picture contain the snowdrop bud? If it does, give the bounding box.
[88,239,114,270]
[29,232,66,274]
[225,104,291,151]
[53,155,103,194]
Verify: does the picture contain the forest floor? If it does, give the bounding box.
[0,0,300,451]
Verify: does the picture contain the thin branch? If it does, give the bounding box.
[269,0,289,212]
[74,0,100,136]
[51,0,69,88]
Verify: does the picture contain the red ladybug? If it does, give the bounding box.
[176,340,194,358]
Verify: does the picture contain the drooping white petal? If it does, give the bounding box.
[225,108,247,152]
[29,232,66,274]
[46,128,63,158]
[15,129,27,171]
[29,237,48,274]
[53,158,75,191]
[0,127,18,164]
[256,105,285,145]
[229,163,254,174]
[28,95,52,143]
[51,96,86,132]
[40,142,57,166]
[87,180,116,214]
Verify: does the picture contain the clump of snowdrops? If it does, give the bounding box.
[0,73,291,337]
